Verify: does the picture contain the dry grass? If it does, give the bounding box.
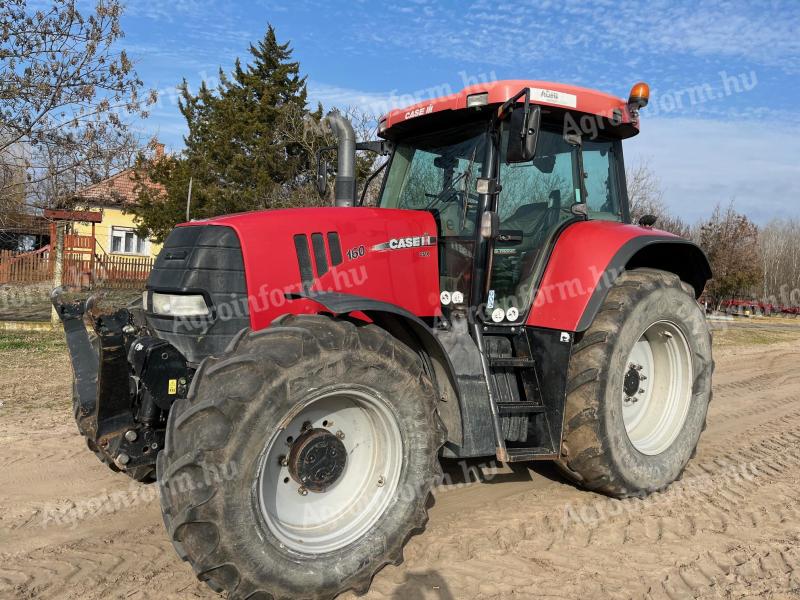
[711,322,800,348]
[0,329,66,353]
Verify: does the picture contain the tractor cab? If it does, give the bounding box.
[330,80,647,324]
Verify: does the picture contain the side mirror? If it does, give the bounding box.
[315,151,328,197]
[506,104,541,163]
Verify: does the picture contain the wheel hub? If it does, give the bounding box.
[623,364,642,398]
[287,428,347,492]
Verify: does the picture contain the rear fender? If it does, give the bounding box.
[526,221,711,332]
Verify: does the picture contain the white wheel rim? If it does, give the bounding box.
[257,387,403,554]
[621,320,693,455]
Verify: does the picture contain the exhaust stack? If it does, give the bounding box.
[325,111,356,207]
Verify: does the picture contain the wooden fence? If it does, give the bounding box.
[0,248,154,289]
[0,247,52,284]
[92,254,154,289]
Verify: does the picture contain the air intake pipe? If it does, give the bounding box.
[325,111,356,207]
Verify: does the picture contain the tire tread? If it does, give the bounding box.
[158,314,445,600]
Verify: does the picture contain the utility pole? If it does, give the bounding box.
[186,177,193,221]
[50,222,64,328]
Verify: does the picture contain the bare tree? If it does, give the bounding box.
[288,104,384,206]
[29,127,141,208]
[626,160,689,236]
[696,201,762,307]
[0,0,154,222]
[759,219,800,306]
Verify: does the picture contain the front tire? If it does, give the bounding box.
[558,268,713,497]
[157,314,445,599]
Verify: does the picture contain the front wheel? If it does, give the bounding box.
[157,314,445,599]
[558,268,713,497]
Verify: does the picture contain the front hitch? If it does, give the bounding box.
[52,287,191,475]
[52,287,99,424]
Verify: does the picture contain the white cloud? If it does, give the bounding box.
[307,82,396,115]
[125,0,209,22]
[626,117,800,224]
[354,0,800,75]
[307,80,464,117]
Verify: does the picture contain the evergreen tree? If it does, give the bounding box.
[131,25,329,241]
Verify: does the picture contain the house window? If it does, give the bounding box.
[111,227,149,255]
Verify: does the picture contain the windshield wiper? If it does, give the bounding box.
[421,145,479,227]
[459,146,479,231]
[422,170,469,211]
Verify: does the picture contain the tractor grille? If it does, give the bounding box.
[146,225,249,364]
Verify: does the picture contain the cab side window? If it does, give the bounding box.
[582,139,623,220]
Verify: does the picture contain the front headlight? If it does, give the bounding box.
[151,292,210,317]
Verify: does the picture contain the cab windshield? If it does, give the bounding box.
[379,122,486,237]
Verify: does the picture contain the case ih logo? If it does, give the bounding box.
[404,104,434,120]
[371,235,437,252]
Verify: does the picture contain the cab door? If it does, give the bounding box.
[486,128,581,323]
[486,130,627,324]
[379,124,488,310]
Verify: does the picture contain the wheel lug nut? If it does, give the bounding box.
[640,375,648,381]
[638,388,645,394]
[301,421,312,431]
[278,455,288,467]
[336,430,345,440]
[124,430,137,442]
[298,486,308,496]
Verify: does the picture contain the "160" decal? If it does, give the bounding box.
[346,245,366,260]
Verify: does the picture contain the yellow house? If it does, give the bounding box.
[71,148,165,259]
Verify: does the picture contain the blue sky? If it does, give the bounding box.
[120,0,799,223]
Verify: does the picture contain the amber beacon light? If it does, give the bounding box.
[628,82,650,109]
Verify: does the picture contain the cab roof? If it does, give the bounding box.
[380,79,637,137]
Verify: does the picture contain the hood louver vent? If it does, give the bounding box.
[294,232,343,289]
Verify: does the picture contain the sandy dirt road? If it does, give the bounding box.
[1,321,799,600]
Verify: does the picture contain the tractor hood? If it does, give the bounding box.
[174,207,441,331]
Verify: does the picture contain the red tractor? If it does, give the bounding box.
[54,80,713,599]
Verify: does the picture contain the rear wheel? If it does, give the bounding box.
[558,269,713,497]
[158,314,445,599]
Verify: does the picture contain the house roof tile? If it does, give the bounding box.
[75,167,165,208]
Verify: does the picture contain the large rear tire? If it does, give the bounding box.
[157,314,445,600]
[558,268,713,498]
